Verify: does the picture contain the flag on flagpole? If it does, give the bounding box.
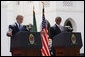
[33,6,37,32]
[41,2,50,56]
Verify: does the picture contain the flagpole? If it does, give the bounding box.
[42,1,44,9]
[41,1,50,56]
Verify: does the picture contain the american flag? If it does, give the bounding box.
[41,4,50,56]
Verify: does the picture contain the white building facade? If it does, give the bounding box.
[1,1,84,56]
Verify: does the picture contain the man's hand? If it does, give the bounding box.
[8,29,13,36]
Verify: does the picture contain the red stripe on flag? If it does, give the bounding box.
[41,47,47,56]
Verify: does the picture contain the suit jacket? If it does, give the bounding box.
[7,23,28,37]
[7,23,28,52]
[50,24,61,40]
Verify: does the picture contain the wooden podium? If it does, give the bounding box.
[11,31,42,56]
[53,32,83,56]
[12,49,41,56]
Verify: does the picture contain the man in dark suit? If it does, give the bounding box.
[50,17,62,39]
[7,15,28,37]
[7,15,28,56]
[50,17,62,56]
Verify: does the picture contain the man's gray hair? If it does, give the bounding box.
[16,15,23,19]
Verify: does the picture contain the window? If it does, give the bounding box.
[63,1,73,7]
[41,1,50,7]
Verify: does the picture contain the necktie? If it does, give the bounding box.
[19,24,22,31]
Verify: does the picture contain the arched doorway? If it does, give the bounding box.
[64,18,77,32]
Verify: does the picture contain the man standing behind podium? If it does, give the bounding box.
[7,15,28,56]
[49,17,62,56]
[7,15,28,37]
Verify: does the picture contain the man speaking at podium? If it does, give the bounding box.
[7,15,28,37]
[7,15,28,56]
